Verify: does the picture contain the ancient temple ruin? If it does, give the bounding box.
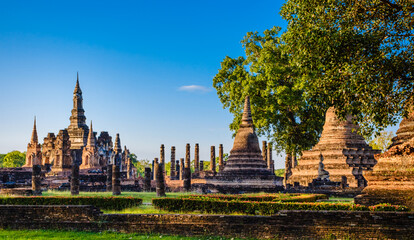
[357,108,414,209]
[23,73,134,176]
[203,96,283,192]
[287,107,380,188]
[24,118,42,167]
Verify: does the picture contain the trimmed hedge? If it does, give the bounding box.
[182,193,328,202]
[152,198,409,215]
[0,196,142,210]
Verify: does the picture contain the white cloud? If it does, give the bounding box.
[178,85,211,93]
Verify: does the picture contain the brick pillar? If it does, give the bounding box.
[126,157,131,179]
[154,158,159,181]
[262,141,267,165]
[218,144,224,172]
[70,164,80,195]
[106,164,112,192]
[175,160,180,179]
[112,153,121,195]
[32,164,42,195]
[293,154,298,168]
[160,144,165,169]
[267,142,274,172]
[71,149,81,195]
[185,143,191,171]
[151,160,155,180]
[170,146,176,179]
[155,160,166,197]
[285,154,292,184]
[179,158,184,180]
[210,146,216,174]
[199,160,204,171]
[144,167,151,192]
[194,143,199,172]
[183,153,191,192]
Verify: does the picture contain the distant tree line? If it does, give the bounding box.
[0,151,26,168]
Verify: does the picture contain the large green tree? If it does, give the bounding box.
[281,0,414,136]
[213,27,327,155]
[2,151,26,168]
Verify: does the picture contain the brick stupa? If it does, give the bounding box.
[287,107,380,188]
[357,108,414,209]
[205,96,283,193]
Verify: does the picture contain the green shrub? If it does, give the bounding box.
[0,196,142,210]
[152,198,409,215]
[182,193,328,202]
[369,203,410,212]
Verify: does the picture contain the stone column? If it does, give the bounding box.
[262,141,267,164]
[160,144,165,169]
[70,164,80,195]
[194,143,200,172]
[32,164,42,195]
[71,149,81,195]
[154,158,159,181]
[218,144,224,172]
[267,143,274,172]
[185,143,191,171]
[175,160,180,179]
[199,160,204,171]
[210,146,216,174]
[126,157,132,179]
[155,161,166,197]
[144,167,151,192]
[106,164,112,192]
[183,154,191,191]
[179,158,184,180]
[170,146,176,179]
[293,154,298,168]
[151,160,155,180]
[284,155,292,184]
[112,154,121,195]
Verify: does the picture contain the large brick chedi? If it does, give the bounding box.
[206,96,282,192]
[287,107,380,188]
[67,73,89,150]
[357,109,414,209]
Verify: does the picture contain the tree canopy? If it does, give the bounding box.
[281,0,414,136]
[2,151,26,168]
[214,0,413,155]
[213,27,327,155]
[368,131,395,152]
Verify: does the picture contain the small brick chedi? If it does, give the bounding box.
[357,108,414,209]
[23,73,134,174]
[205,96,283,192]
[287,107,380,188]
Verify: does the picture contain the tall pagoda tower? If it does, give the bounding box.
[24,117,42,167]
[67,72,89,150]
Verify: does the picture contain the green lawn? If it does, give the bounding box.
[24,191,355,215]
[0,229,247,240]
[42,191,194,203]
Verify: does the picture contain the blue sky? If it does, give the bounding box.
[0,0,290,168]
[0,1,400,169]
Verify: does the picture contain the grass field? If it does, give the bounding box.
[42,191,194,203]
[25,191,356,214]
[0,229,246,240]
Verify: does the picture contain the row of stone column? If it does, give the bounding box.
[261,141,276,172]
[152,143,225,179]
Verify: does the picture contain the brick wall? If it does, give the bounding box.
[0,205,413,239]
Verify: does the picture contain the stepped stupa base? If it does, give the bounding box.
[196,176,283,194]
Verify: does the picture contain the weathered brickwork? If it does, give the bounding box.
[0,205,413,239]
